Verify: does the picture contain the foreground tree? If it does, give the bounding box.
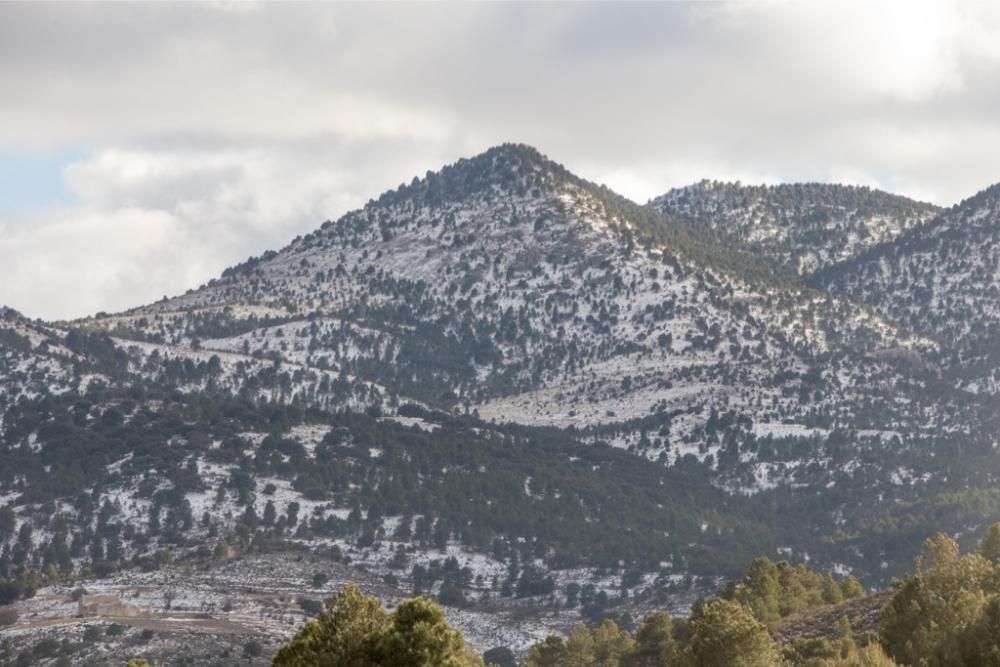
[683,599,783,667]
[273,584,388,666]
[977,523,1000,567]
[375,596,482,667]
[483,646,517,667]
[524,620,633,667]
[522,636,568,667]
[879,533,992,666]
[625,611,677,667]
[828,643,899,667]
[960,596,1000,664]
[273,584,482,666]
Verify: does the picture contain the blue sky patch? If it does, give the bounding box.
[0,148,83,209]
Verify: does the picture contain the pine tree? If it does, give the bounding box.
[273,584,482,667]
[625,611,677,667]
[272,584,387,666]
[374,596,482,667]
[737,557,781,625]
[961,597,1000,664]
[523,636,568,667]
[590,619,634,666]
[879,533,992,666]
[263,500,277,527]
[977,522,1000,566]
[682,599,782,667]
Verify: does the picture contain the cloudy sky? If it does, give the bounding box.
[3,1,1000,320]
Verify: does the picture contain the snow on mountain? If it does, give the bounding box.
[816,183,1000,393]
[651,180,939,277]
[81,146,934,446]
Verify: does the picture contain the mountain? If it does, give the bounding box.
[80,146,932,436]
[651,180,940,278]
[67,147,971,508]
[814,183,1000,394]
[3,144,1000,661]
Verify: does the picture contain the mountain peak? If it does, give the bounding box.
[368,143,571,212]
[478,142,549,164]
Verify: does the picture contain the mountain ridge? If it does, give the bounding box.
[651,179,941,278]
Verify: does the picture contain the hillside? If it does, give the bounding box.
[815,183,1000,395]
[651,180,939,278]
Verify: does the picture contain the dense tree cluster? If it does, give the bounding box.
[878,527,1000,666]
[521,555,871,667]
[273,584,482,666]
[726,557,864,627]
[0,327,32,354]
[653,180,939,279]
[517,521,1000,666]
[275,552,895,667]
[0,385,792,606]
[5,374,1000,612]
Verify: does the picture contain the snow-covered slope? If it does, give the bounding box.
[80,146,936,451]
[651,180,939,277]
[816,183,1000,393]
[0,309,85,411]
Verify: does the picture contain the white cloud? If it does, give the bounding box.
[705,0,1000,102]
[578,161,784,204]
[0,146,402,319]
[0,207,189,319]
[0,139,485,320]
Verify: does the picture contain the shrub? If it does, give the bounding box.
[82,625,103,642]
[0,607,18,627]
[297,597,323,616]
